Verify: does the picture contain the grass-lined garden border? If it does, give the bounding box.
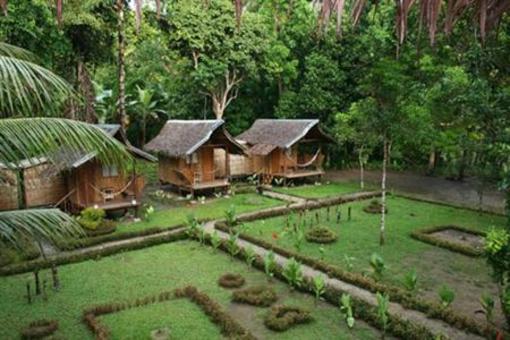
[21,319,58,339]
[264,305,313,331]
[82,285,255,340]
[215,222,498,338]
[0,230,187,276]
[410,225,486,257]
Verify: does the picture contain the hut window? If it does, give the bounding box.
[102,165,118,178]
[186,153,198,165]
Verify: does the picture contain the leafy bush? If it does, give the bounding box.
[369,253,385,281]
[438,285,455,309]
[185,214,200,236]
[232,286,278,307]
[282,258,303,289]
[305,226,338,244]
[77,208,106,231]
[339,293,355,329]
[264,305,313,331]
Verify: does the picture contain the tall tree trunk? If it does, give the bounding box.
[358,146,365,190]
[380,138,388,246]
[427,148,436,175]
[117,0,127,129]
[77,60,97,123]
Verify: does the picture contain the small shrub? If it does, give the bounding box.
[339,293,355,329]
[78,208,106,231]
[403,269,418,293]
[305,226,338,244]
[142,204,155,221]
[21,319,58,339]
[438,285,455,309]
[369,253,385,281]
[185,214,200,236]
[232,286,278,307]
[218,273,245,288]
[264,305,313,331]
[282,258,303,289]
[225,205,237,227]
[293,228,305,252]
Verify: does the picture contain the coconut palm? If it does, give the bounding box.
[0,42,132,249]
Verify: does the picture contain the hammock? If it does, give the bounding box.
[89,177,135,201]
[285,148,322,168]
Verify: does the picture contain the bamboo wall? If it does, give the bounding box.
[24,164,66,208]
[214,151,253,177]
[0,169,19,211]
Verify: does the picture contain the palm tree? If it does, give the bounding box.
[0,42,131,249]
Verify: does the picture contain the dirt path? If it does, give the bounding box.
[326,169,506,214]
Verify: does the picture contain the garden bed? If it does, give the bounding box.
[411,225,485,256]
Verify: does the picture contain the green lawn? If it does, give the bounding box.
[239,196,507,326]
[0,241,382,339]
[115,193,282,235]
[272,181,372,199]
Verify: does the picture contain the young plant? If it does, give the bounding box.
[226,232,240,259]
[344,255,355,271]
[197,224,207,246]
[369,253,386,281]
[312,275,326,301]
[480,294,495,324]
[185,214,200,237]
[264,251,277,280]
[319,246,325,260]
[282,258,303,289]
[376,292,389,336]
[244,246,256,267]
[293,228,304,252]
[224,205,237,228]
[339,293,355,329]
[210,231,222,251]
[438,285,455,309]
[403,269,418,294]
[143,204,155,221]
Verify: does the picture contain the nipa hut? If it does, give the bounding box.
[55,124,156,213]
[236,119,334,184]
[144,120,245,196]
[0,124,156,213]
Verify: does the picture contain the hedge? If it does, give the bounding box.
[21,319,58,339]
[83,285,255,340]
[410,225,486,257]
[0,230,187,276]
[264,305,313,331]
[215,223,497,338]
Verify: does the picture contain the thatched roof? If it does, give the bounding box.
[144,120,244,157]
[55,124,156,169]
[237,119,334,153]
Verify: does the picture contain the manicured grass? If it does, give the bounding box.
[101,299,221,340]
[240,196,506,324]
[115,193,283,235]
[0,241,382,339]
[272,181,372,199]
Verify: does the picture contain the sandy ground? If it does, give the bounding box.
[325,169,506,214]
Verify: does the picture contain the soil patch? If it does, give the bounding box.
[429,228,484,250]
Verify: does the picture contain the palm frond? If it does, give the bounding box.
[0,43,75,117]
[0,209,83,248]
[0,118,132,170]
